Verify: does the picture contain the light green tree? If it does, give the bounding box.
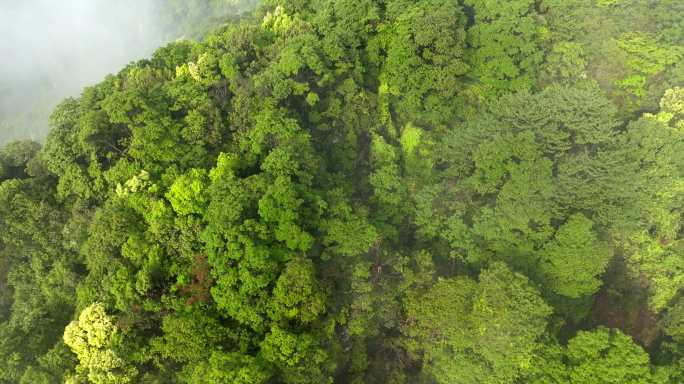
[63,303,136,384]
[539,213,612,298]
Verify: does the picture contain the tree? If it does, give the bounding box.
[403,263,551,383]
[371,0,470,124]
[185,351,271,384]
[566,328,654,384]
[521,328,661,384]
[321,189,378,258]
[268,258,326,323]
[539,213,612,298]
[63,303,137,384]
[0,140,42,180]
[664,296,684,342]
[519,340,569,384]
[259,326,332,384]
[166,168,209,216]
[614,33,681,103]
[612,99,684,311]
[151,311,236,364]
[540,41,587,84]
[464,0,543,94]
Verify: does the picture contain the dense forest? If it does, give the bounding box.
[1,0,684,382]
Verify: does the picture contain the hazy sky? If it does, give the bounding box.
[0,0,169,142]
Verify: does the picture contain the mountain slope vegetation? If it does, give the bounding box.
[1,0,683,383]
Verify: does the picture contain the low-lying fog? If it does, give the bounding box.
[0,0,258,144]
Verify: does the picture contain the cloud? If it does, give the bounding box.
[0,0,167,142]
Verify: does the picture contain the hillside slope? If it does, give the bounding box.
[0,0,683,383]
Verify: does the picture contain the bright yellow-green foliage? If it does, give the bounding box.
[115,170,151,197]
[166,168,208,215]
[63,303,136,384]
[657,87,684,129]
[615,33,682,99]
[399,124,422,155]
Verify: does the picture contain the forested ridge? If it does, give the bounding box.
[1,0,684,383]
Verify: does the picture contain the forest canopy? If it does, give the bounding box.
[1,0,684,383]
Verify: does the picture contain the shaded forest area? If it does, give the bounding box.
[1,0,684,383]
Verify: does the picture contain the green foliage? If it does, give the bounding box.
[63,303,137,384]
[186,351,271,384]
[566,328,654,384]
[372,0,470,124]
[404,263,551,383]
[151,312,236,364]
[322,196,378,258]
[541,41,587,84]
[269,258,326,323]
[166,169,208,215]
[664,296,684,342]
[1,0,683,382]
[539,213,612,298]
[260,325,332,383]
[522,328,659,384]
[0,140,42,180]
[543,0,684,112]
[655,0,684,45]
[615,33,682,100]
[465,0,543,94]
